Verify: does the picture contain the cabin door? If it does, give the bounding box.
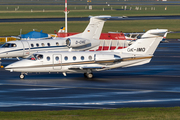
[53,54,62,69]
[21,41,30,56]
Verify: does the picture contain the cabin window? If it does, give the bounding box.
[47,56,50,61]
[88,55,92,60]
[56,42,59,46]
[126,34,130,37]
[31,44,34,47]
[73,56,76,61]
[64,56,68,61]
[41,43,45,47]
[55,56,59,61]
[28,54,43,61]
[1,43,10,48]
[131,35,137,38]
[47,43,50,46]
[137,35,142,39]
[36,54,43,60]
[36,43,39,47]
[28,54,36,60]
[1,43,17,48]
[11,44,17,47]
[81,56,84,60]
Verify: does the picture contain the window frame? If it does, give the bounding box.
[81,56,84,60]
[31,44,34,47]
[36,43,39,47]
[73,56,76,61]
[41,43,45,47]
[47,43,50,47]
[88,55,92,60]
[64,56,68,61]
[47,56,50,61]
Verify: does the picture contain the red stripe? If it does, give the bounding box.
[94,46,127,51]
[56,33,126,40]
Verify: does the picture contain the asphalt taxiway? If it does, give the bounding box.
[0,15,180,23]
[0,39,180,111]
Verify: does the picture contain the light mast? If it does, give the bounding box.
[65,0,68,33]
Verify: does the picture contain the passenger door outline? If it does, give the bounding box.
[21,41,30,56]
[53,54,62,69]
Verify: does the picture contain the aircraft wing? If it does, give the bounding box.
[11,36,21,39]
[68,66,108,70]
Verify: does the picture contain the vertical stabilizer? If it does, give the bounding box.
[123,29,168,55]
[81,15,111,39]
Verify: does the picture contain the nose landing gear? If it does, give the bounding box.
[20,74,25,79]
[20,73,27,79]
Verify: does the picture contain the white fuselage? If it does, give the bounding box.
[5,51,152,73]
[0,15,112,59]
[5,29,168,78]
[0,37,100,58]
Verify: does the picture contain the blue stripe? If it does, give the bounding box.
[0,45,67,55]
[0,49,24,54]
[30,45,67,50]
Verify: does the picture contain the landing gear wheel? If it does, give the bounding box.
[86,73,93,79]
[20,74,25,79]
[84,73,87,78]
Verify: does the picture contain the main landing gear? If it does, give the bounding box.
[20,73,27,79]
[84,73,93,79]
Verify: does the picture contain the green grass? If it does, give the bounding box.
[0,19,180,38]
[0,5,180,18]
[0,5,180,38]
[0,4,180,118]
[0,0,180,5]
[0,107,180,120]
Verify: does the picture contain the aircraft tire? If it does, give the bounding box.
[20,74,25,79]
[86,73,93,79]
[84,73,87,78]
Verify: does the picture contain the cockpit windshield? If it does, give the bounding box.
[0,43,17,48]
[28,54,43,61]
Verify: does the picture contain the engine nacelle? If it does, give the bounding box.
[66,38,91,48]
[95,54,121,64]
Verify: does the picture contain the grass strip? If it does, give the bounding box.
[0,107,180,120]
[0,20,180,38]
[0,5,180,19]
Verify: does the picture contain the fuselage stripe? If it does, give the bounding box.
[6,56,152,69]
[0,45,67,55]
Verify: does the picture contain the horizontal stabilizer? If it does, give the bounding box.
[122,29,168,55]
[89,15,111,20]
[141,29,168,39]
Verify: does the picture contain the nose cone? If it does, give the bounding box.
[5,64,13,69]
[5,63,16,72]
[0,48,6,58]
[5,64,13,72]
[5,60,26,71]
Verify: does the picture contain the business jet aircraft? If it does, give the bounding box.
[0,15,111,59]
[5,29,168,79]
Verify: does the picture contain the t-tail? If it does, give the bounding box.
[69,15,111,39]
[122,29,168,55]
